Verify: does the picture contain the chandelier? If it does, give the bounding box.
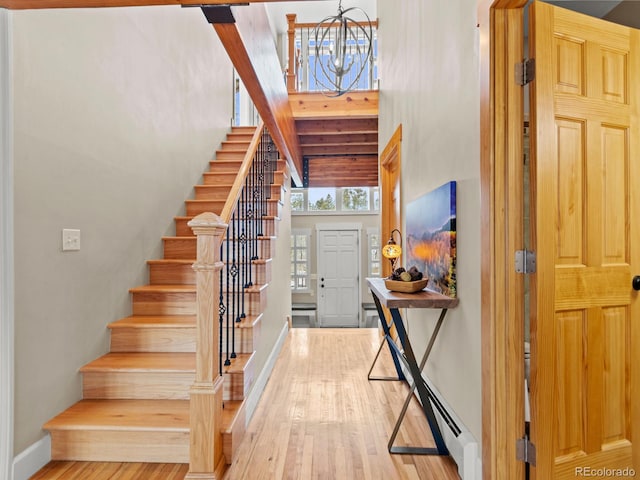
[311,1,373,97]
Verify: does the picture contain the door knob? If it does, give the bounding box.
[633,275,640,291]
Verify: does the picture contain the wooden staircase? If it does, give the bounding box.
[44,125,288,467]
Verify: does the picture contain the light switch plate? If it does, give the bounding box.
[62,229,81,251]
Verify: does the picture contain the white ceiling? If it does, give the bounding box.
[265,0,376,35]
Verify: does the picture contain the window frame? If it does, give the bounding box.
[290,228,312,292]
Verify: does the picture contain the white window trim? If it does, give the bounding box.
[291,187,380,215]
[291,228,311,292]
[367,227,382,278]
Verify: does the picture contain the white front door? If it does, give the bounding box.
[317,229,360,327]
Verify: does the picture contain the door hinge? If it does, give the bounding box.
[516,436,537,466]
[515,250,536,274]
[516,58,536,86]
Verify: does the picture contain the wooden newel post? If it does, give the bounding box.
[185,212,227,480]
[286,13,297,92]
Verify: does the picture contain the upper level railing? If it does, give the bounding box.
[286,13,378,94]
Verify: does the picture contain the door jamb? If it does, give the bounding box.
[380,124,402,278]
[479,1,527,479]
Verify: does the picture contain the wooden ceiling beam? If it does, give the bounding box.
[307,155,378,188]
[302,144,378,156]
[211,4,303,184]
[295,118,378,135]
[289,91,378,120]
[1,0,328,10]
[298,133,378,146]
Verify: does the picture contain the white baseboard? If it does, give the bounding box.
[244,320,289,424]
[12,434,50,480]
[400,364,481,480]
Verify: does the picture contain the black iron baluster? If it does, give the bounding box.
[240,181,248,320]
[218,243,225,376]
[224,228,231,367]
[230,208,238,360]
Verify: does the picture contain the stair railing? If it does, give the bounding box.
[186,121,279,478]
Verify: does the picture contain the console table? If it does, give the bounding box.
[366,277,459,455]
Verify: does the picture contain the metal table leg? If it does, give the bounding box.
[367,291,405,381]
[387,308,449,455]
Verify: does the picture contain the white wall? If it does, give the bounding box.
[252,181,292,376]
[377,0,482,453]
[12,6,233,455]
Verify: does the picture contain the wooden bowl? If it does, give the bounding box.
[384,278,429,293]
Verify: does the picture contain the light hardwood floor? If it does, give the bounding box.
[31,328,460,479]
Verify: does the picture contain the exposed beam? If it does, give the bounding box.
[295,118,378,135]
[298,133,378,146]
[301,144,378,156]
[210,4,303,184]
[289,91,378,120]
[1,0,329,10]
[307,155,378,188]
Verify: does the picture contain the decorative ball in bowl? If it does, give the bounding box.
[384,266,428,293]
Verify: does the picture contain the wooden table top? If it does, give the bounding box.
[366,278,459,310]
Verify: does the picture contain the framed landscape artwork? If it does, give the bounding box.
[405,181,457,297]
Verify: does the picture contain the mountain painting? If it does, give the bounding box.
[406,181,457,297]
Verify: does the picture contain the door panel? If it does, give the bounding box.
[529,2,639,477]
[317,230,359,327]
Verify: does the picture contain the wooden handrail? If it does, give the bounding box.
[219,121,264,223]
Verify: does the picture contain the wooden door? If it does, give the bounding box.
[317,229,360,327]
[529,2,639,477]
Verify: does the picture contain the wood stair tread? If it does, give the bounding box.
[80,352,195,372]
[44,399,189,432]
[147,259,194,265]
[129,284,195,294]
[222,353,253,374]
[108,315,196,328]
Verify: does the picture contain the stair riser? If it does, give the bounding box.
[203,167,287,187]
[164,238,275,262]
[221,141,251,150]
[131,291,195,316]
[110,327,196,353]
[208,161,243,173]
[215,151,246,161]
[195,184,282,201]
[226,134,253,142]
[185,200,280,217]
[221,289,267,318]
[83,370,250,403]
[49,430,189,463]
[131,290,265,317]
[228,319,260,355]
[223,409,246,465]
[83,372,193,400]
[149,262,195,284]
[149,261,270,286]
[175,216,278,237]
[222,357,254,402]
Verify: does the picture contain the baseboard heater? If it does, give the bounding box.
[401,365,480,480]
